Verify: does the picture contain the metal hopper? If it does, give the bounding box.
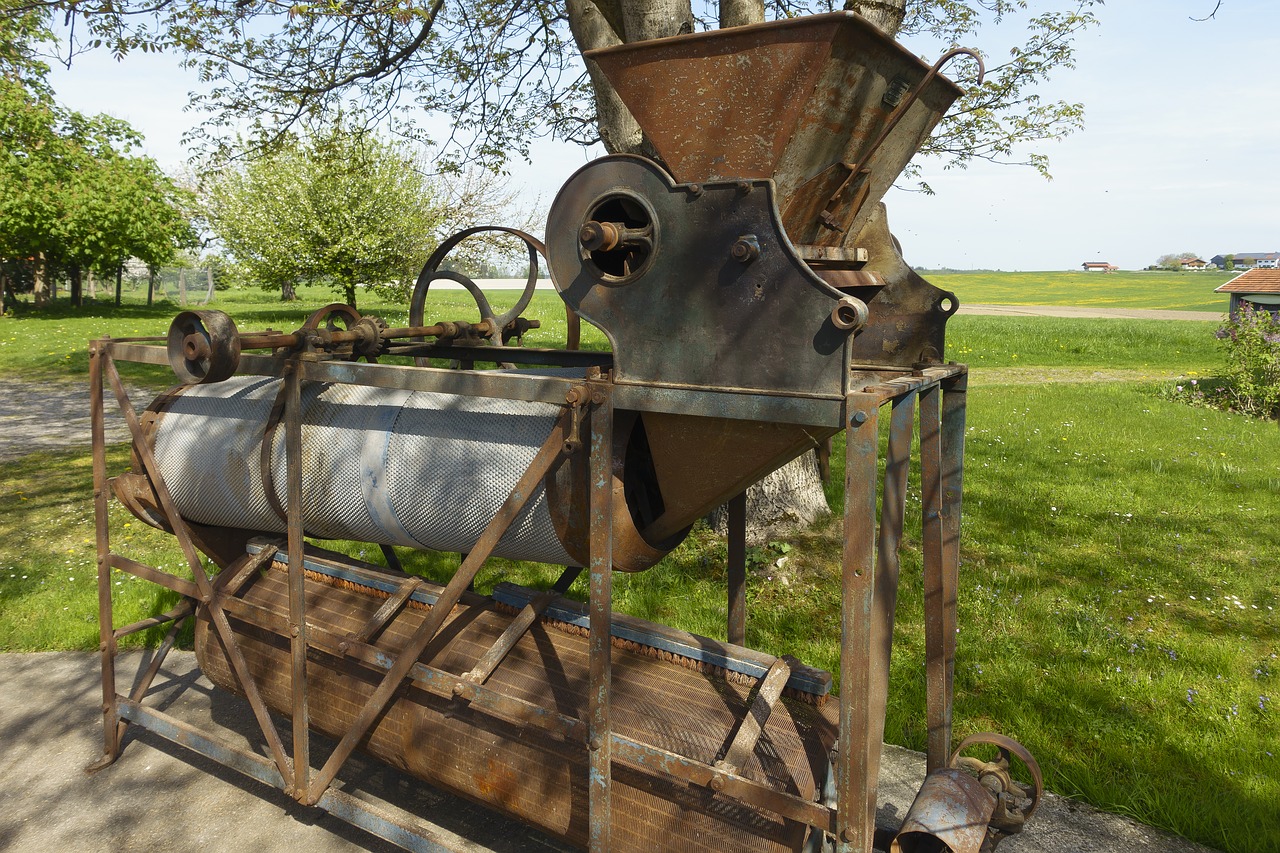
[585,12,972,250]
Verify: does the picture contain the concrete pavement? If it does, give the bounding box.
[0,651,1219,853]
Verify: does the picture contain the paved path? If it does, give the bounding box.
[958,304,1222,322]
[0,651,1219,853]
[0,379,149,463]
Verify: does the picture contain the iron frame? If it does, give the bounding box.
[89,335,966,853]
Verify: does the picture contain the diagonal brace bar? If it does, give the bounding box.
[464,565,582,685]
[306,407,573,803]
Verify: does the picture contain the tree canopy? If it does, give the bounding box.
[26,0,1101,186]
[0,5,195,306]
[205,123,445,308]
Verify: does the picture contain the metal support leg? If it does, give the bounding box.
[836,393,880,853]
[861,391,916,785]
[285,367,311,798]
[727,491,747,645]
[586,383,614,853]
[88,341,120,771]
[920,383,955,771]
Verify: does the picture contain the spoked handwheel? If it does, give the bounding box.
[408,226,579,366]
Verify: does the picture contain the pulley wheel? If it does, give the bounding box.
[167,310,241,384]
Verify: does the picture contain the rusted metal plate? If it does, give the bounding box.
[546,157,856,399]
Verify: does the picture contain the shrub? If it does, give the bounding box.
[1214,304,1280,419]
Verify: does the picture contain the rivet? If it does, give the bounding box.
[851,411,868,425]
[589,736,603,751]
[710,775,726,792]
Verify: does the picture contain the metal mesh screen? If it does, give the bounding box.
[151,375,576,566]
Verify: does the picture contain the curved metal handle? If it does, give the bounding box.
[949,731,1044,823]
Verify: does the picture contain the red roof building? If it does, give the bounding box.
[1215,268,1280,313]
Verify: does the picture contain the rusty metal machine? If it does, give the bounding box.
[89,12,1041,853]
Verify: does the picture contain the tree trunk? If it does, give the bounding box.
[719,0,763,28]
[707,452,830,545]
[0,268,7,315]
[843,0,906,35]
[115,265,123,306]
[204,267,216,304]
[147,267,156,306]
[281,281,298,301]
[70,265,83,308]
[178,269,188,306]
[32,253,50,307]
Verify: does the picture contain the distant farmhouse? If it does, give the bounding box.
[1082,261,1118,272]
[1210,251,1280,270]
[1179,257,1210,270]
[1215,268,1280,314]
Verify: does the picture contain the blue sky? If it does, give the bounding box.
[48,1,1279,272]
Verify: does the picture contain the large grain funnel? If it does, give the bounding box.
[585,12,968,248]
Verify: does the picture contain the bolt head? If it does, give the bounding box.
[710,775,726,792]
[589,736,603,751]
[851,411,868,425]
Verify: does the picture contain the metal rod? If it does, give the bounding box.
[306,408,572,803]
[716,657,791,772]
[112,600,194,640]
[586,383,614,853]
[114,613,191,745]
[378,544,404,573]
[836,392,880,853]
[237,319,498,351]
[285,365,311,799]
[726,491,747,645]
[939,373,968,764]
[463,565,582,685]
[920,384,952,771]
[352,576,423,644]
[108,554,201,599]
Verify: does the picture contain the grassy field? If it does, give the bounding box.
[928,269,1235,313]
[0,281,1276,852]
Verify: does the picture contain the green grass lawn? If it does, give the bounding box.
[928,269,1235,313]
[1,280,1275,852]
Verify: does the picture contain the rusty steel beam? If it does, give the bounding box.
[726,491,747,645]
[462,565,581,685]
[586,382,615,853]
[284,365,311,799]
[88,341,119,770]
[920,384,955,772]
[836,392,881,853]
